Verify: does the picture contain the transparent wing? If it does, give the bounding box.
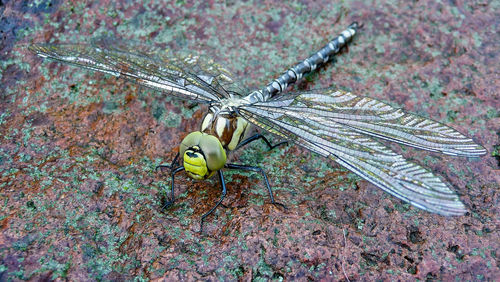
[29,38,241,103]
[91,37,244,95]
[237,89,486,215]
[247,89,486,156]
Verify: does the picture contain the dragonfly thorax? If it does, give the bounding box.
[201,111,250,151]
[180,131,227,180]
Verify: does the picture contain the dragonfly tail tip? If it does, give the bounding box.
[349,21,364,30]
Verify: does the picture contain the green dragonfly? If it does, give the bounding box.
[29,22,486,230]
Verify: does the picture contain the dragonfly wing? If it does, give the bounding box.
[252,89,486,157]
[29,40,239,103]
[236,89,485,215]
[91,36,244,96]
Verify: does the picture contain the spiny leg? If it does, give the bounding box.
[234,133,288,152]
[225,163,286,209]
[162,166,184,209]
[199,170,227,233]
[155,152,180,172]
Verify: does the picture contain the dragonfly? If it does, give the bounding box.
[29,22,486,231]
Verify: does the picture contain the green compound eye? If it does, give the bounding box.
[180,132,227,180]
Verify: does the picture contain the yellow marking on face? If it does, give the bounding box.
[183,148,210,180]
[227,117,249,151]
[180,132,226,180]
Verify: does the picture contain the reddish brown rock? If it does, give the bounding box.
[0,0,498,280]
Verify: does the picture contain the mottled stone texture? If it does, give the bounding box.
[1,0,498,280]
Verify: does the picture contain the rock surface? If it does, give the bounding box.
[1,0,498,280]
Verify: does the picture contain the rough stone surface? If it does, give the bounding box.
[1,0,498,280]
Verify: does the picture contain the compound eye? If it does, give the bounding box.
[183,146,212,180]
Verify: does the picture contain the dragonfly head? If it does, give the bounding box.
[179,131,227,180]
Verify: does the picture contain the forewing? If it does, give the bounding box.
[236,89,485,215]
[92,37,243,96]
[29,39,240,103]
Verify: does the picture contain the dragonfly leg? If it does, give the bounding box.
[199,170,227,233]
[234,133,288,152]
[162,166,184,209]
[155,152,180,173]
[225,163,286,209]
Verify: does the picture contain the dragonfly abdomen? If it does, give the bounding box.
[201,112,250,151]
[260,22,360,101]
